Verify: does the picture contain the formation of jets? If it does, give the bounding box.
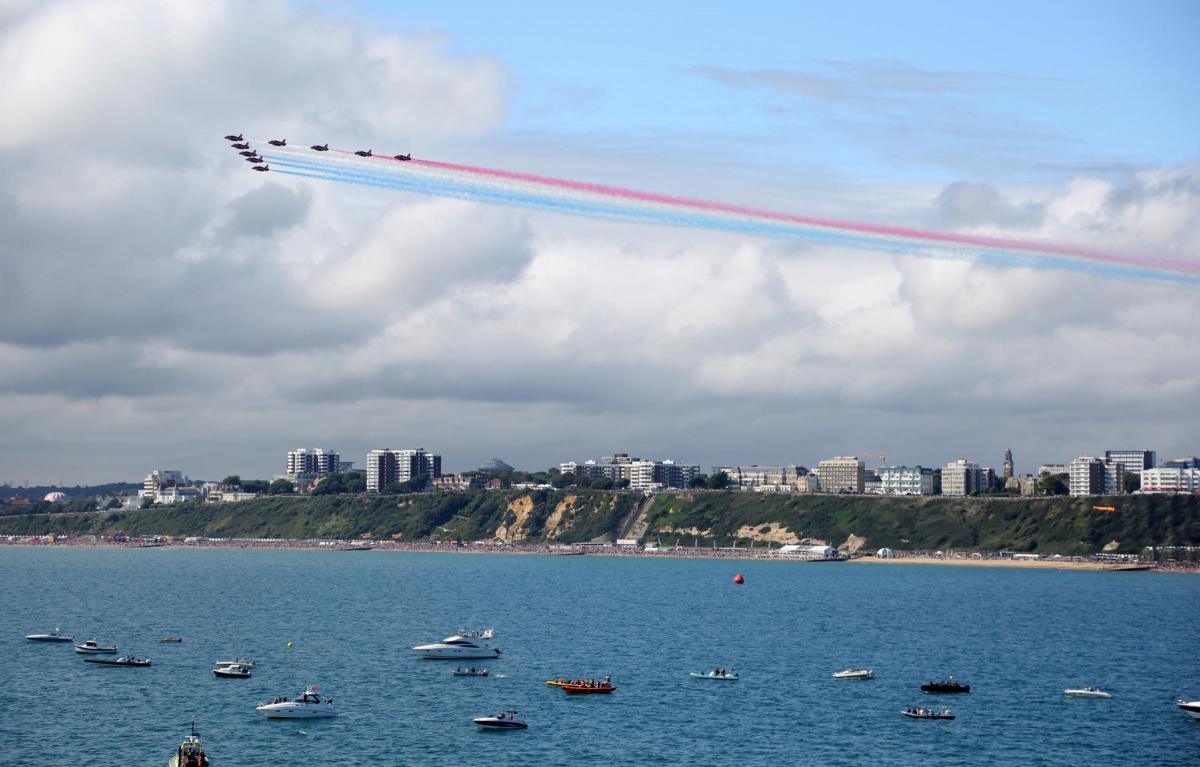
[224,134,414,174]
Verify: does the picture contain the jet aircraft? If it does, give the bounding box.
[268,138,286,146]
[252,165,269,172]
[239,150,257,156]
[231,142,250,149]
[310,143,329,151]
[394,153,411,161]
[244,155,262,162]
[354,149,372,157]
[224,134,243,141]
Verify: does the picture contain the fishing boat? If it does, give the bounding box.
[562,677,615,694]
[85,655,151,667]
[921,676,970,693]
[1065,686,1111,698]
[213,662,253,678]
[473,710,527,729]
[168,724,208,767]
[1176,699,1200,720]
[832,668,874,680]
[690,669,739,681]
[902,706,955,720]
[25,627,74,642]
[256,686,337,718]
[452,667,489,677]
[74,638,118,654]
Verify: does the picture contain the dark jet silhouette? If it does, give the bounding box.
[252,165,269,172]
[239,150,257,156]
[354,149,372,157]
[310,143,329,151]
[267,138,286,146]
[394,153,411,161]
[244,155,262,162]
[224,134,243,141]
[231,142,250,150]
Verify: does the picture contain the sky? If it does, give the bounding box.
[0,0,1197,484]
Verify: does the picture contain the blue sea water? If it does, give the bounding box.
[0,547,1197,766]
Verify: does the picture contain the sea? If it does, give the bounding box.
[0,547,1196,766]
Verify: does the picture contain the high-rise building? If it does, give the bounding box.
[1069,457,1105,496]
[366,448,442,491]
[880,466,934,496]
[942,459,983,497]
[1003,449,1014,479]
[286,448,340,476]
[816,457,865,494]
[1103,462,1125,495]
[1104,450,1156,476]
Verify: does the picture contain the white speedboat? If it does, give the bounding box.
[216,658,256,668]
[1065,686,1111,698]
[1177,699,1200,719]
[26,627,74,642]
[833,668,874,680]
[256,686,337,718]
[74,638,118,654]
[473,710,527,729]
[412,629,500,659]
[690,669,739,681]
[214,662,253,678]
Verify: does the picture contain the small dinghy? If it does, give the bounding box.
[832,668,874,680]
[452,667,489,677]
[85,655,151,667]
[690,669,739,681]
[473,710,527,729]
[902,706,955,720]
[1065,686,1111,699]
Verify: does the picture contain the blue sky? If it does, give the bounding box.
[359,0,1198,183]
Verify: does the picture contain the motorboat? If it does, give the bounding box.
[473,710,527,729]
[452,667,489,677]
[256,686,337,718]
[160,637,184,643]
[214,662,253,678]
[74,638,118,654]
[690,669,739,681]
[85,655,151,667]
[562,677,615,694]
[902,706,955,720]
[1177,699,1200,719]
[1065,686,1111,698]
[169,725,208,767]
[216,658,256,668]
[921,676,970,693]
[412,629,500,659]
[25,627,74,642]
[833,668,874,680]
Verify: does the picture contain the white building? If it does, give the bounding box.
[880,466,934,496]
[562,454,698,489]
[1069,457,1105,496]
[713,465,811,492]
[366,448,442,492]
[154,486,204,505]
[141,470,184,498]
[287,448,340,476]
[942,459,982,497]
[1140,467,1200,493]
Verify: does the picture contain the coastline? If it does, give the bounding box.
[845,555,1113,571]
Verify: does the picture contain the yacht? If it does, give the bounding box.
[214,661,253,678]
[1065,686,1111,699]
[832,668,874,680]
[25,627,74,642]
[256,686,337,718]
[473,710,527,729]
[412,629,500,659]
[169,725,208,767]
[1177,699,1200,720]
[74,638,118,654]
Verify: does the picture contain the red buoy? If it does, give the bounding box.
[733,574,744,585]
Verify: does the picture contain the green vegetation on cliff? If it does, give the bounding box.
[1,490,1197,555]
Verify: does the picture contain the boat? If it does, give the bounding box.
[74,638,118,654]
[85,655,151,667]
[1065,686,1111,698]
[215,658,256,668]
[213,662,253,678]
[1177,699,1200,720]
[561,677,615,694]
[256,686,337,718]
[832,668,874,680]
[473,710,528,729]
[545,679,570,687]
[160,637,184,643]
[25,627,74,642]
[921,676,970,693]
[412,629,500,659]
[168,725,208,767]
[452,667,489,677]
[690,669,739,681]
[901,706,955,720]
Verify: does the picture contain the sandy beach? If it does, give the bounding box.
[847,556,1115,571]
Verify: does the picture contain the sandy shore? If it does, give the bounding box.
[847,556,1114,571]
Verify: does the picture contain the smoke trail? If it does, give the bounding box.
[247,142,1200,284]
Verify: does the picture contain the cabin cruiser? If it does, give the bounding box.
[412,629,500,659]
[473,710,527,729]
[452,667,489,676]
[169,726,208,767]
[85,655,151,667]
[74,638,118,654]
[1065,686,1111,698]
[690,668,739,680]
[1177,699,1200,719]
[921,676,970,693]
[256,686,337,718]
[902,706,955,720]
[214,661,253,678]
[832,668,874,680]
[25,627,74,642]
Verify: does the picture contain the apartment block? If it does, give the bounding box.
[1104,450,1156,476]
[1069,457,1105,496]
[1140,467,1200,493]
[711,465,810,491]
[942,459,982,497]
[366,448,442,492]
[816,457,865,494]
[879,466,934,496]
[286,448,340,476]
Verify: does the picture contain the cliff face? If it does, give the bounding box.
[1,490,1197,554]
